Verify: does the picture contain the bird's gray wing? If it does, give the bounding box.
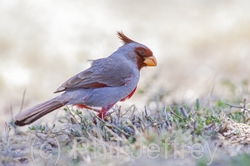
[54,58,132,93]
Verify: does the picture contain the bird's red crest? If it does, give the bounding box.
[117,31,134,44]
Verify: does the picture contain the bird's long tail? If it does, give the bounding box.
[14,95,68,126]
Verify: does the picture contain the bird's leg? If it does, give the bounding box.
[76,104,100,113]
[98,104,114,119]
[83,106,100,113]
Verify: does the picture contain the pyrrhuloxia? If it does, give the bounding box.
[14,31,157,126]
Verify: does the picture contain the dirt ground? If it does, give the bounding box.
[1,0,250,128]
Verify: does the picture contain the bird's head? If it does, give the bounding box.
[117,31,157,70]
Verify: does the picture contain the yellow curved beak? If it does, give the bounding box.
[144,55,157,66]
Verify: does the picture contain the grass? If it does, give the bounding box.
[2,81,250,166]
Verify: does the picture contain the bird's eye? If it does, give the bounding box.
[139,49,146,56]
[135,47,152,57]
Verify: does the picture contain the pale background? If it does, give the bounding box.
[1,0,250,127]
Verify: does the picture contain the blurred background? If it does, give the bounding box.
[1,0,250,127]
